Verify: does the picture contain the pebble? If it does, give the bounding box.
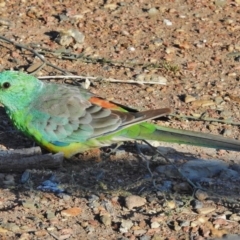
[229,214,240,222]
[148,8,159,16]
[223,128,232,137]
[3,174,15,185]
[151,221,160,229]
[120,219,133,233]
[139,235,151,240]
[57,193,71,201]
[125,195,146,210]
[22,200,36,210]
[20,170,31,184]
[151,235,164,240]
[196,206,215,214]
[191,200,203,209]
[191,100,215,107]
[100,215,112,227]
[179,220,190,227]
[184,95,196,103]
[167,201,176,209]
[195,189,208,201]
[46,210,56,220]
[61,207,82,217]
[134,229,147,236]
[5,223,20,232]
[163,19,172,26]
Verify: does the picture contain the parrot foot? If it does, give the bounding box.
[102,142,124,157]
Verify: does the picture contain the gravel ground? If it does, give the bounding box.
[0,0,240,239]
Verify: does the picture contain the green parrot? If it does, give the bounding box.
[0,70,239,158]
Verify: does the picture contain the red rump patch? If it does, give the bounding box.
[89,97,123,110]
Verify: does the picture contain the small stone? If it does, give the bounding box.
[46,210,56,220]
[120,219,133,232]
[61,207,82,217]
[179,220,190,227]
[104,3,117,10]
[34,230,48,237]
[229,214,240,221]
[197,216,208,223]
[148,8,159,16]
[134,229,147,236]
[125,195,146,210]
[100,215,111,227]
[163,19,172,26]
[152,235,164,240]
[167,201,176,209]
[4,174,15,185]
[57,193,71,201]
[197,206,215,215]
[151,221,160,229]
[191,100,215,107]
[190,220,199,227]
[191,200,203,209]
[139,235,151,240]
[223,128,232,137]
[195,189,208,201]
[165,47,176,54]
[184,95,196,103]
[215,96,224,104]
[22,200,36,210]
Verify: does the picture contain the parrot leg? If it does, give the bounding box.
[102,142,124,157]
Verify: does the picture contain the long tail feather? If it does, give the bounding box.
[139,124,240,151]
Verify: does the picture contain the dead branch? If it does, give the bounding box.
[0,151,63,172]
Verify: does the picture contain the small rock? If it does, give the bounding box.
[167,201,176,209]
[197,216,208,223]
[22,200,36,210]
[195,189,208,201]
[46,210,56,220]
[125,195,146,210]
[151,221,160,229]
[190,220,199,227]
[179,220,190,227]
[191,200,203,209]
[196,206,215,215]
[100,215,111,227]
[191,100,215,107]
[148,7,159,16]
[163,19,172,26]
[57,193,71,201]
[61,207,82,217]
[134,229,147,236]
[4,174,15,185]
[223,128,232,137]
[20,170,31,184]
[184,95,196,103]
[139,235,151,240]
[120,219,133,233]
[229,214,240,222]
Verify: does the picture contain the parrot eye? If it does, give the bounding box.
[2,82,11,89]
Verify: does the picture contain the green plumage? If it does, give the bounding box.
[0,70,239,158]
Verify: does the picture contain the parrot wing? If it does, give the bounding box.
[27,83,170,145]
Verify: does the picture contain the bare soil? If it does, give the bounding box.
[0,0,240,239]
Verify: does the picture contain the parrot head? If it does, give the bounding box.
[0,71,42,112]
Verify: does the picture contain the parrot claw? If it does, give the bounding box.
[102,142,124,157]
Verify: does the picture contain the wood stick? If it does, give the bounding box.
[0,150,63,172]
